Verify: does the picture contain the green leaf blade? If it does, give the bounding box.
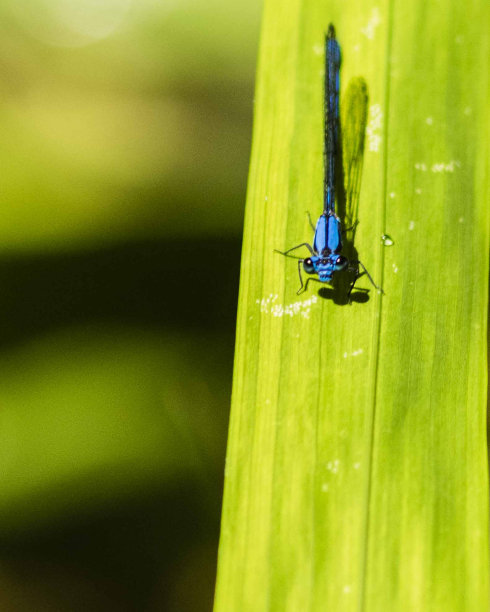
[215,0,489,610]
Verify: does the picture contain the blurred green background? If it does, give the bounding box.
[0,0,261,609]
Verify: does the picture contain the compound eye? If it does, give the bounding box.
[334,255,348,271]
[303,258,315,274]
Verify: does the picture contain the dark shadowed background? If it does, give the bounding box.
[0,1,261,609]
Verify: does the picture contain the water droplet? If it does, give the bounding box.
[381,234,394,246]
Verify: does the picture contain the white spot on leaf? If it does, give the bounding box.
[431,160,461,172]
[367,104,383,152]
[257,294,318,319]
[361,8,381,39]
